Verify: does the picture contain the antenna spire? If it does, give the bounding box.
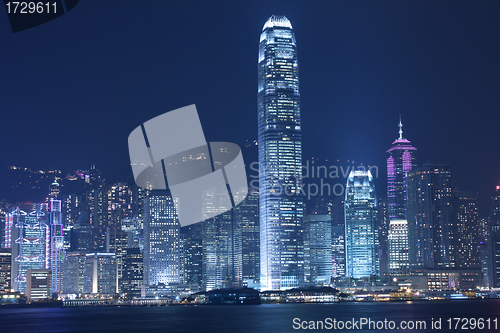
[398,114,403,140]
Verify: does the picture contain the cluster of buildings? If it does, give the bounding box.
[0,15,499,305]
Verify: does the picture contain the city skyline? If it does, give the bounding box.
[1,4,500,333]
[0,1,499,216]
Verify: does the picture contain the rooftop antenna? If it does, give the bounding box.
[398,114,403,140]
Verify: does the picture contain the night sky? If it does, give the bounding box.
[1,1,499,213]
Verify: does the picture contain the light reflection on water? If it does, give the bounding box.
[0,300,499,333]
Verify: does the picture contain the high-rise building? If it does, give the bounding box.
[107,182,133,234]
[0,249,12,291]
[406,163,454,270]
[454,191,480,268]
[202,190,241,291]
[83,252,117,294]
[120,248,143,299]
[49,199,64,294]
[377,198,389,275]
[121,217,143,250]
[11,208,49,293]
[388,220,409,276]
[62,251,86,294]
[258,15,304,291]
[143,191,180,286]
[180,224,203,287]
[331,196,345,278]
[86,167,106,251]
[48,179,60,200]
[71,212,92,252]
[62,194,83,228]
[234,189,260,285]
[492,185,500,233]
[106,229,128,291]
[344,170,379,278]
[303,215,333,285]
[0,201,8,249]
[386,119,417,221]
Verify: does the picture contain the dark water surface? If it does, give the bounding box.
[1,300,499,332]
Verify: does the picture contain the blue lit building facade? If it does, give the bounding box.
[258,15,304,291]
[345,171,379,278]
[406,163,454,270]
[143,191,180,286]
[11,208,49,293]
[49,199,65,294]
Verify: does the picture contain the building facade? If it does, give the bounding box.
[234,189,260,285]
[49,199,64,294]
[406,163,454,270]
[62,251,86,294]
[143,191,180,286]
[11,208,49,293]
[388,220,409,276]
[258,15,304,290]
[386,120,417,221]
[453,191,480,269]
[303,215,333,285]
[345,170,379,278]
[0,249,12,291]
[83,252,117,294]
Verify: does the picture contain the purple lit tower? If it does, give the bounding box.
[386,118,416,220]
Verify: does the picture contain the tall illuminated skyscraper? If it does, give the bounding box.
[143,191,180,286]
[202,190,239,291]
[11,208,49,293]
[258,15,304,291]
[345,170,379,278]
[387,119,417,221]
[406,163,454,269]
[386,120,414,276]
[49,199,64,294]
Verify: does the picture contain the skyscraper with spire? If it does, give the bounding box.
[386,118,415,275]
[258,15,304,290]
[386,118,417,220]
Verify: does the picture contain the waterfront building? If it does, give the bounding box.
[344,170,379,278]
[62,251,86,294]
[11,208,49,293]
[83,252,117,294]
[406,163,454,270]
[234,189,260,285]
[303,215,333,285]
[26,269,51,301]
[49,199,64,294]
[454,191,480,268]
[0,248,12,290]
[180,223,203,287]
[258,15,304,291]
[143,191,180,286]
[388,220,409,276]
[120,247,143,299]
[202,190,241,291]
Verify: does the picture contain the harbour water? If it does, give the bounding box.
[1,299,499,332]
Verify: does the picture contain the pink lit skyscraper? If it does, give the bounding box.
[386,119,417,220]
